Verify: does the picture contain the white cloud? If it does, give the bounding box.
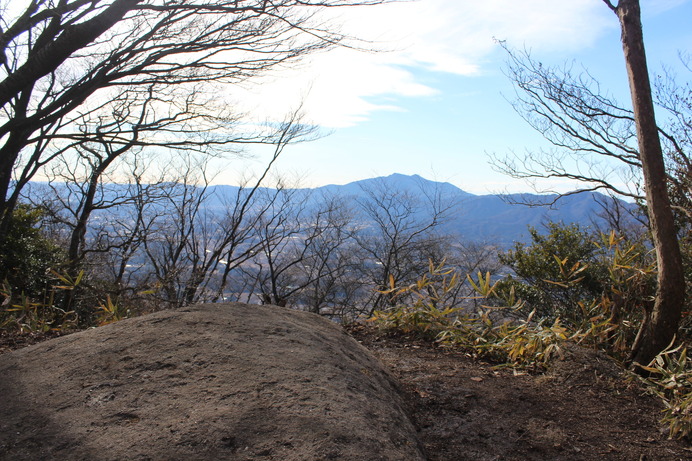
[226,47,436,128]
[229,0,616,128]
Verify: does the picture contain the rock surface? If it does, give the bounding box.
[0,303,424,460]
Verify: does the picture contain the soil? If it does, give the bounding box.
[1,303,691,460]
[347,324,692,461]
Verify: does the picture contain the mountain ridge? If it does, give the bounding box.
[27,173,639,247]
[250,173,639,246]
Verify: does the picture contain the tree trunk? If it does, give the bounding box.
[611,0,685,366]
[0,0,141,108]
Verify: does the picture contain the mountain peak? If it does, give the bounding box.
[331,173,474,197]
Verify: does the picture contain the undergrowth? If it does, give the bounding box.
[370,261,574,369]
[1,269,130,335]
[0,271,81,334]
[370,252,692,440]
[638,343,692,440]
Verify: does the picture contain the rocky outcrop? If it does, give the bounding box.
[0,303,424,460]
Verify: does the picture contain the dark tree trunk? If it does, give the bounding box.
[610,0,685,366]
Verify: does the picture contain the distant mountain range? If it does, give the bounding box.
[302,173,640,247]
[29,173,641,248]
[286,173,640,247]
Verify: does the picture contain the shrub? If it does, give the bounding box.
[638,344,692,439]
[498,224,656,343]
[370,263,570,370]
[369,260,462,340]
[0,271,79,333]
[0,204,65,297]
[369,237,690,438]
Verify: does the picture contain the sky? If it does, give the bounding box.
[211,0,692,195]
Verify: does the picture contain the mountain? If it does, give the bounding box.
[28,173,639,248]
[302,173,639,247]
[316,173,474,201]
[449,192,620,247]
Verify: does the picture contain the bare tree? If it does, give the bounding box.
[352,176,456,313]
[22,147,172,317]
[95,156,172,296]
[230,182,363,313]
[495,0,686,365]
[205,182,292,304]
[0,0,388,238]
[136,152,262,309]
[21,101,319,312]
[590,194,647,241]
[243,180,313,307]
[137,153,212,307]
[653,53,692,230]
[492,45,642,201]
[289,193,362,316]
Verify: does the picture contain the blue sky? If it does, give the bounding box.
[212,0,692,195]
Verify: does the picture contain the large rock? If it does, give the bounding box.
[0,303,424,460]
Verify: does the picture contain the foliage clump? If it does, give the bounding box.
[370,224,691,440]
[370,260,571,370]
[638,344,692,439]
[0,204,128,334]
[0,205,77,333]
[0,205,64,297]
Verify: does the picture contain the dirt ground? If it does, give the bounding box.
[347,324,692,461]
[1,305,691,460]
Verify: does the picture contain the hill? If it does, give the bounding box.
[27,173,639,248]
[249,173,638,246]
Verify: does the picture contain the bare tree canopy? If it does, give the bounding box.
[493,43,642,201]
[0,0,387,234]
